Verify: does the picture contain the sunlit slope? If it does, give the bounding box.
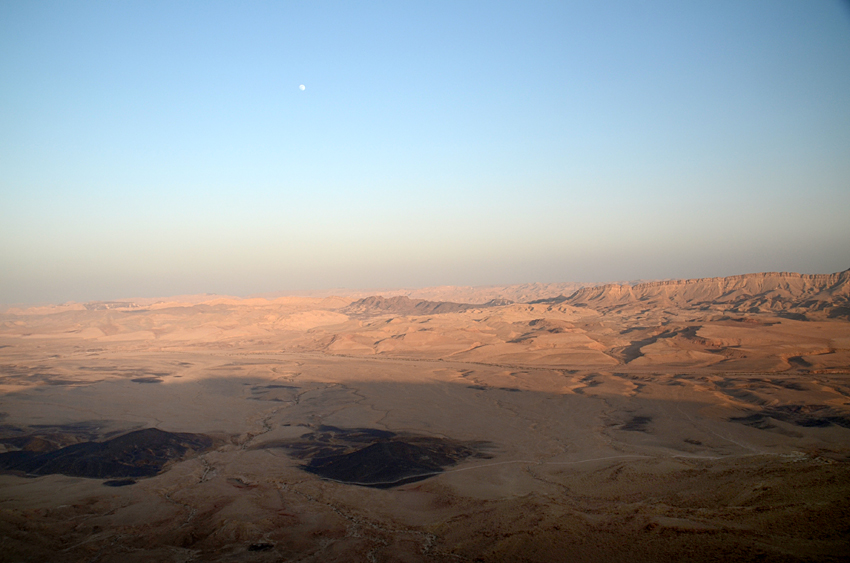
[565,269,850,316]
[1,270,848,374]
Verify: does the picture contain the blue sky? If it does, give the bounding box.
[1,1,849,303]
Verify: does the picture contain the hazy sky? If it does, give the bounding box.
[2,1,849,304]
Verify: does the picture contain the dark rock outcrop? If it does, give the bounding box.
[0,428,216,479]
[266,425,491,488]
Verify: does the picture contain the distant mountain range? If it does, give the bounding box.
[343,295,513,316]
[340,270,850,320]
[4,269,848,321]
[250,281,596,305]
[562,269,850,319]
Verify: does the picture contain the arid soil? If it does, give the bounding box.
[1,270,849,562]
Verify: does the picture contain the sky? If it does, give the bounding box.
[1,1,849,304]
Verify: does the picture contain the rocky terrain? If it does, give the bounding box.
[0,270,848,562]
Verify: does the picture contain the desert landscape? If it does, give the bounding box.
[1,269,849,562]
[3,2,849,561]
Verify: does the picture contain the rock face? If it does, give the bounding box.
[0,428,216,479]
[342,269,850,319]
[564,269,850,316]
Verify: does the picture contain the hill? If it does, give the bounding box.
[564,269,850,319]
[343,295,511,316]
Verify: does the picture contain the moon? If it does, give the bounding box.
[299,84,306,91]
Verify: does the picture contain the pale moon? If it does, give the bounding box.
[299,84,306,91]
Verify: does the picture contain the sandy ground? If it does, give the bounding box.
[1,275,849,562]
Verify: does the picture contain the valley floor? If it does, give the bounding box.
[1,278,849,561]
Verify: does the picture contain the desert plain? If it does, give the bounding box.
[1,270,849,562]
